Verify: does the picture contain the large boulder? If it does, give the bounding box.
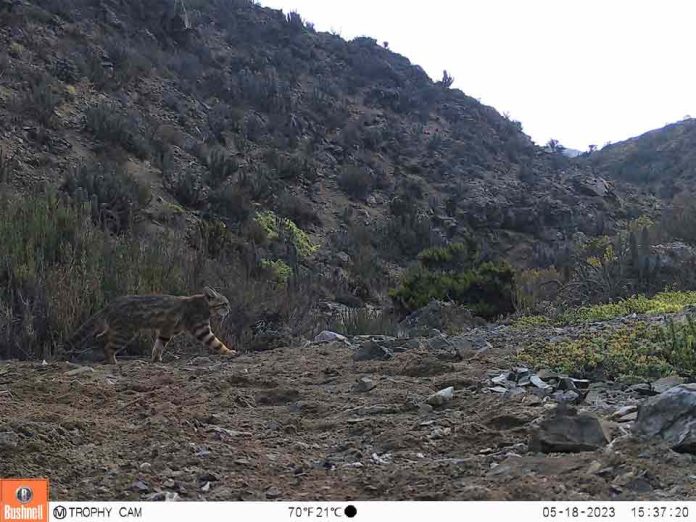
[399,300,480,335]
[529,406,609,453]
[632,384,696,453]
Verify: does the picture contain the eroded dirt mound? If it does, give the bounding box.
[1,342,695,501]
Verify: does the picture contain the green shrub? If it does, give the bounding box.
[259,259,292,284]
[390,242,515,319]
[254,210,318,258]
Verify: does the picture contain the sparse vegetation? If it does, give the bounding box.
[62,161,151,233]
[85,103,150,159]
[0,190,194,360]
[327,308,402,337]
[337,165,373,200]
[521,314,696,381]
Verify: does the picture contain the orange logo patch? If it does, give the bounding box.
[0,479,48,522]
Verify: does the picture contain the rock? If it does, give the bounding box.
[652,242,696,270]
[529,407,610,453]
[399,300,477,335]
[0,431,19,450]
[335,251,351,265]
[573,175,614,198]
[536,369,558,380]
[65,366,95,377]
[491,372,512,385]
[314,330,349,344]
[628,383,654,396]
[265,486,281,499]
[558,377,578,392]
[426,386,454,407]
[503,387,527,400]
[618,412,638,423]
[551,390,581,403]
[611,405,638,419]
[652,375,686,394]
[632,384,696,453]
[352,376,376,392]
[352,341,393,361]
[131,480,150,493]
[530,375,552,390]
[424,333,453,351]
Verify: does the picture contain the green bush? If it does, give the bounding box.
[390,243,515,319]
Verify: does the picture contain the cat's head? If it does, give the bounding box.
[204,286,230,318]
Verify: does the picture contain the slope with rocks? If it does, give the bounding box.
[0,0,646,280]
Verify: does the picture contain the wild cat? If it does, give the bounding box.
[67,287,237,364]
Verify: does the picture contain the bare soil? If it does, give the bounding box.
[1,342,695,501]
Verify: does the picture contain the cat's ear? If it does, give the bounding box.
[204,286,218,298]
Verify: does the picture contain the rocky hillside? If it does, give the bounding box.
[584,118,696,199]
[0,0,677,360]
[0,0,647,266]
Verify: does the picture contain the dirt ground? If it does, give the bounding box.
[1,340,695,501]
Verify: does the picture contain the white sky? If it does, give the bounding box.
[258,0,696,151]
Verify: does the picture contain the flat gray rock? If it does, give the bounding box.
[633,384,696,453]
[529,407,610,453]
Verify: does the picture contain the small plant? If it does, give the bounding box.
[205,145,239,187]
[259,259,292,284]
[208,183,252,224]
[255,210,318,258]
[18,77,62,126]
[0,148,14,184]
[166,169,205,208]
[521,315,696,381]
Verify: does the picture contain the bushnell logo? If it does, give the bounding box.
[15,486,33,504]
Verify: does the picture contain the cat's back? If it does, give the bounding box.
[105,294,192,327]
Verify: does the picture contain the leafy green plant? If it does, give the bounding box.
[390,242,515,319]
[254,210,318,257]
